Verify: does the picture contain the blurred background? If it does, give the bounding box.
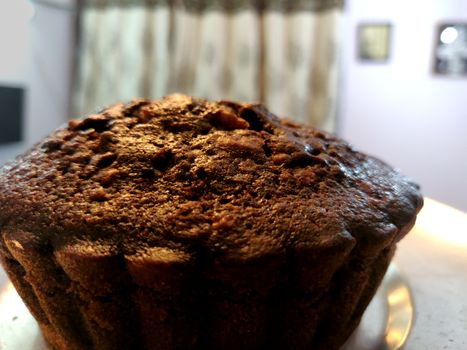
[0,0,466,212]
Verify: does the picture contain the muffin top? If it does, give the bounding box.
[0,95,422,261]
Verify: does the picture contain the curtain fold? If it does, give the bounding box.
[73,0,343,131]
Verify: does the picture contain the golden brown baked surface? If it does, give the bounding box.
[0,94,423,350]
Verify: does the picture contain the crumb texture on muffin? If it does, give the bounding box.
[0,94,421,254]
[0,94,423,350]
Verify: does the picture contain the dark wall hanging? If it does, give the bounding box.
[434,22,467,77]
[0,86,24,144]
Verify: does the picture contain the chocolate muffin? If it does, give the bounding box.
[0,94,422,350]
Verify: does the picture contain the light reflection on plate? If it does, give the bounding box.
[0,263,412,350]
[342,263,413,350]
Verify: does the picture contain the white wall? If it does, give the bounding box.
[0,0,32,163]
[0,0,74,164]
[339,0,467,212]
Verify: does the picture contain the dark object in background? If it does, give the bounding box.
[0,86,24,144]
[434,23,467,77]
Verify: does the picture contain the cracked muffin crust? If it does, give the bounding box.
[0,94,423,350]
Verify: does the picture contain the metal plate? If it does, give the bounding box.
[0,263,413,350]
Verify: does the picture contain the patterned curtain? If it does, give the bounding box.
[73,0,343,131]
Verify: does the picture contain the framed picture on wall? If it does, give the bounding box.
[357,23,392,62]
[433,22,467,77]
